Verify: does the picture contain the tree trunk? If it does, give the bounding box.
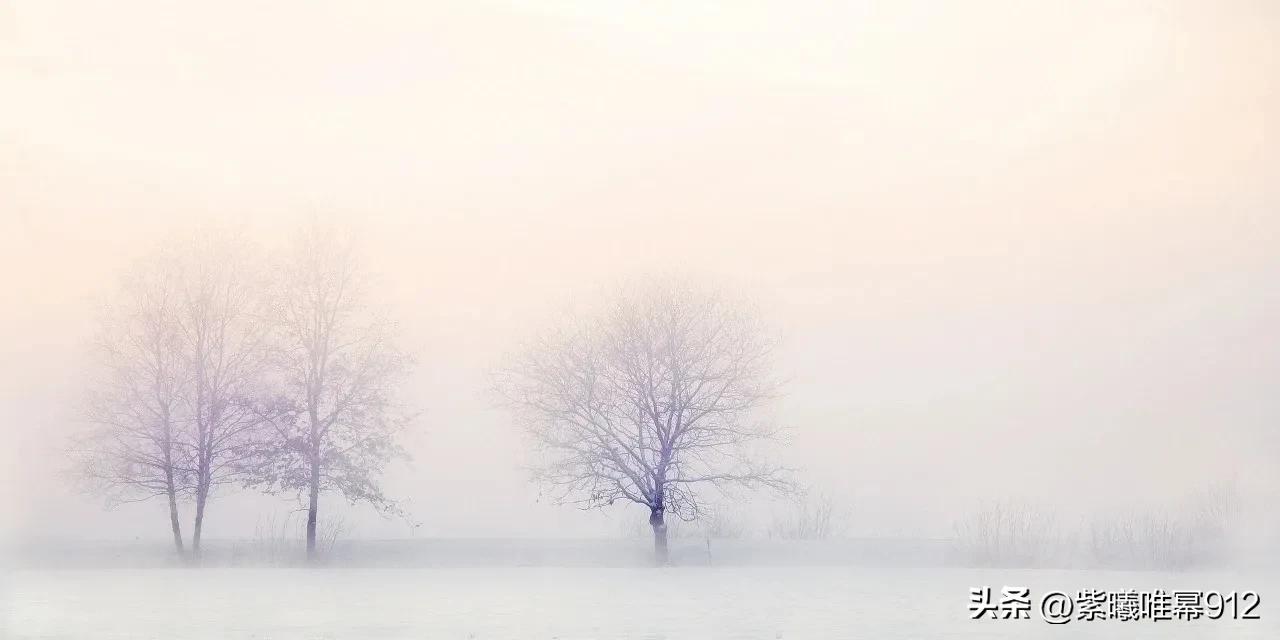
[650,507,669,566]
[165,481,184,556]
[191,485,207,562]
[162,427,184,557]
[305,458,320,563]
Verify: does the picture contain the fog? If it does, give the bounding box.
[2,0,1278,560]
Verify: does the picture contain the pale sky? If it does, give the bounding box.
[1,0,1277,542]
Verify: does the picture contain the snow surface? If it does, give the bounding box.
[3,566,1275,639]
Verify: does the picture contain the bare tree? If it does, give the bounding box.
[254,224,410,562]
[171,233,271,559]
[75,253,190,554]
[496,277,790,564]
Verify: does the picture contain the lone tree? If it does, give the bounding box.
[255,224,410,562]
[76,252,190,554]
[496,278,790,564]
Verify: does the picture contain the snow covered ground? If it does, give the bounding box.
[3,566,1275,639]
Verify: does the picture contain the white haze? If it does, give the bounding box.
[1,0,1278,551]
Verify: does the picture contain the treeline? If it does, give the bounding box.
[950,482,1244,570]
[72,224,410,562]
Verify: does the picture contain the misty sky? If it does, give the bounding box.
[1,0,1278,542]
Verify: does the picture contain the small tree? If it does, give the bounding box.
[496,277,790,564]
[255,224,410,562]
[75,253,190,554]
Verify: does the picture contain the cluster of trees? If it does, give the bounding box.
[73,226,409,562]
[75,226,1247,571]
[76,230,791,565]
[1086,482,1241,569]
[950,500,1059,567]
[951,484,1242,569]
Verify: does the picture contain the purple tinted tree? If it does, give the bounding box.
[496,278,791,564]
[254,224,411,562]
[171,232,272,560]
[76,252,190,555]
